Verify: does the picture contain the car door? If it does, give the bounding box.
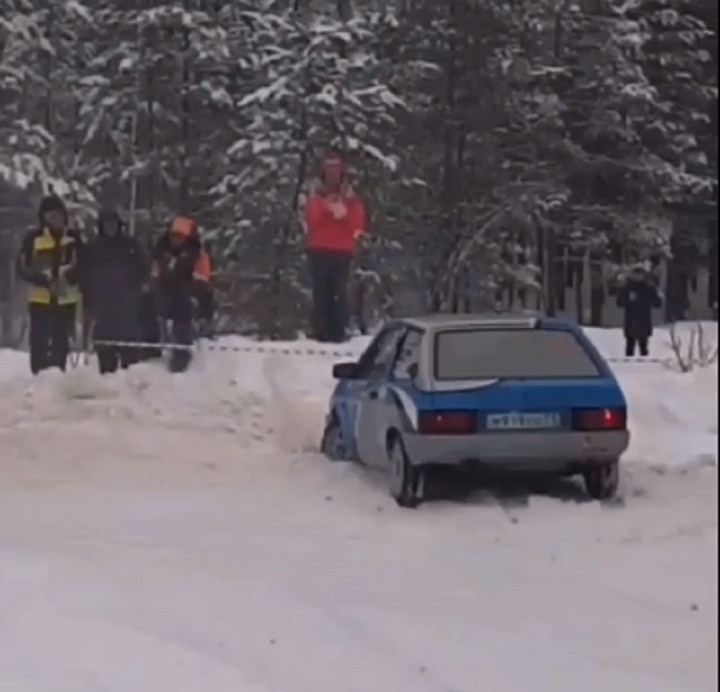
[355,325,406,466]
[356,327,425,470]
[385,326,424,427]
[333,376,367,461]
[337,329,393,461]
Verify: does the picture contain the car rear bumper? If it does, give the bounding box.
[402,430,630,469]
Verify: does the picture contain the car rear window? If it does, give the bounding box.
[433,328,601,380]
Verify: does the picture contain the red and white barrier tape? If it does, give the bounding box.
[91,339,358,358]
[90,339,675,365]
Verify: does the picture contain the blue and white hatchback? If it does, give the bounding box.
[321,313,630,507]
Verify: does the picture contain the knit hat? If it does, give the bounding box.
[97,208,124,236]
[320,154,345,182]
[38,194,67,223]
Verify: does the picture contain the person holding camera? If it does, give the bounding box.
[304,153,367,343]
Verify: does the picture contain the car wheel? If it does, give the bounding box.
[583,461,620,500]
[320,417,345,461]
[388,435,423,508]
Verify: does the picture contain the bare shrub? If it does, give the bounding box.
[667,321,718,373]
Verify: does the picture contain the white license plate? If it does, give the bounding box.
[486,412,562,430]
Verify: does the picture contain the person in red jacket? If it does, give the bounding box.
[304,153,367,342]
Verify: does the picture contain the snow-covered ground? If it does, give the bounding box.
[0,325,717,692]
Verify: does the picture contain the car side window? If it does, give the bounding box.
[356,326,404,379]
[355,330,389,378]
[392,328,423,380]
[369,327,406,378]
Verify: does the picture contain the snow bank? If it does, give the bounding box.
[0,324,715,507]
[584,324,717,471]
[0,325,716,472]
[0,349,27,382]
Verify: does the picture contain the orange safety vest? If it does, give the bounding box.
[151,215,209,282]
[150,247,211,282]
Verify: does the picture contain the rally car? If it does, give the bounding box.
[320,313,630,507]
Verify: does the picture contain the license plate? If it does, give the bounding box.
[485,412,562,430]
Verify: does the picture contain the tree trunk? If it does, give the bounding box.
[179,5,192,213]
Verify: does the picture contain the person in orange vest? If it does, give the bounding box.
[149,215,213,372]
[304,152,367,342]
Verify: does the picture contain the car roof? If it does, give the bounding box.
[398,312,577,332]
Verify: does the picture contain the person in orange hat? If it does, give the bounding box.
[149,215,213,372]
[304,152,367,342]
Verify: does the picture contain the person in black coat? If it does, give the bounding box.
[616,264,662,357]
[137,284,163,361]
[81,209,147,374]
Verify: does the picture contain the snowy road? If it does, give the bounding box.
[0,328,717,692]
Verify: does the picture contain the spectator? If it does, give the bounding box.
[304,153,367,342]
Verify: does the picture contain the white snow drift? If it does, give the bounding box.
[0,324,717,692]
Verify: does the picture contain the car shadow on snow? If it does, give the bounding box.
[434,456,715,510]
[346,462,625,510]
[330,454,716,510]
[434,469,606,508]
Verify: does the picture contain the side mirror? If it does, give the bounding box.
[407,362,419,380]
[332,361,358,379]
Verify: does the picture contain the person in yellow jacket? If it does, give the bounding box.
[15,194,83,374]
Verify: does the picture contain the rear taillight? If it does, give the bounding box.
[572,408,626,432]
[418,411,476,435]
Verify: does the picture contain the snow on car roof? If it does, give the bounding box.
[402,311,547,331]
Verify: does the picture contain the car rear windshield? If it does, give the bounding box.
[433,328,601,380]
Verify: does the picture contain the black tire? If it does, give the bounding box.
[388,434,424,508]
[320,416,345,461]
[583,461,620,500]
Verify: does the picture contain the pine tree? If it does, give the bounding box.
[1,1,96,215]
[633,0,717,201]
[631,0,717,318]
[215,2,403,335]
[1,0,714,333]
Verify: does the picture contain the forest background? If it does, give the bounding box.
[0,0,717,344]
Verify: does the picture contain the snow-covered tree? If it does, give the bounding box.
[212,2,403,334]
[1,1,95,213]
[633,0,716,198]
[0,0,714,334]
